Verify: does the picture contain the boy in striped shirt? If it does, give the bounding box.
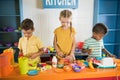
[82,23,115,58]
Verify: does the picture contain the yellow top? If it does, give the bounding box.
[54,26,76,55]
[18,35,43,62]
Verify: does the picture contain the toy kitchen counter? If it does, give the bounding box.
[1,63,120,80]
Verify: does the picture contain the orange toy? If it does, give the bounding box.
[54,68,64,73]
[63,65,72,72]
[0,48,14,77]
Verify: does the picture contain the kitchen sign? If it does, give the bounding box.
[43,0,78,9]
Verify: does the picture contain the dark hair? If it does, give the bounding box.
[92,23,108,34]
[21,18,34,30]
[60,10,72,35]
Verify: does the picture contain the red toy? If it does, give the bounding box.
[77,42,84,49]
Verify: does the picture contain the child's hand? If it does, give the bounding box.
[19,53,24,57]
[65,55,71,60]
[58,52,65,58]
[88,49,92,54]
[65,55,73,62]
[29,53,38,59]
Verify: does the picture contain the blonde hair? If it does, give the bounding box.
[60,10,72,35]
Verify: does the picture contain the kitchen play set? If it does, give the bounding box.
[0,44,119,77]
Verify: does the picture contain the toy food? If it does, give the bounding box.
[48,46,54,52]
[63,65,72,72]
[76,60,85,66]
[58,58,64,64]
[41,63,47,67]
[88,61,94,69]
[28,59,38,67]
[3,48,14,54]
[46,65,52,70]
[64,58,70,65]
[41,67,47,72]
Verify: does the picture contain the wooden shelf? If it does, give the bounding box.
[0,46,18,49]
[0,31,21,33]
[0,15,20,16]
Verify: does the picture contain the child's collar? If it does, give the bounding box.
[25,35,34,40]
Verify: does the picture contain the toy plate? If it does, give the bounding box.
[27,70,39,76]
[54,68,64,73]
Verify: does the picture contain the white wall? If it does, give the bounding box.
[22,0,94,46]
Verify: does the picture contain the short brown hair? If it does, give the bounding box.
[21,18,34,30]
[92,23,108,34]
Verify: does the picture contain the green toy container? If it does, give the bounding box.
[18,57,29,74]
